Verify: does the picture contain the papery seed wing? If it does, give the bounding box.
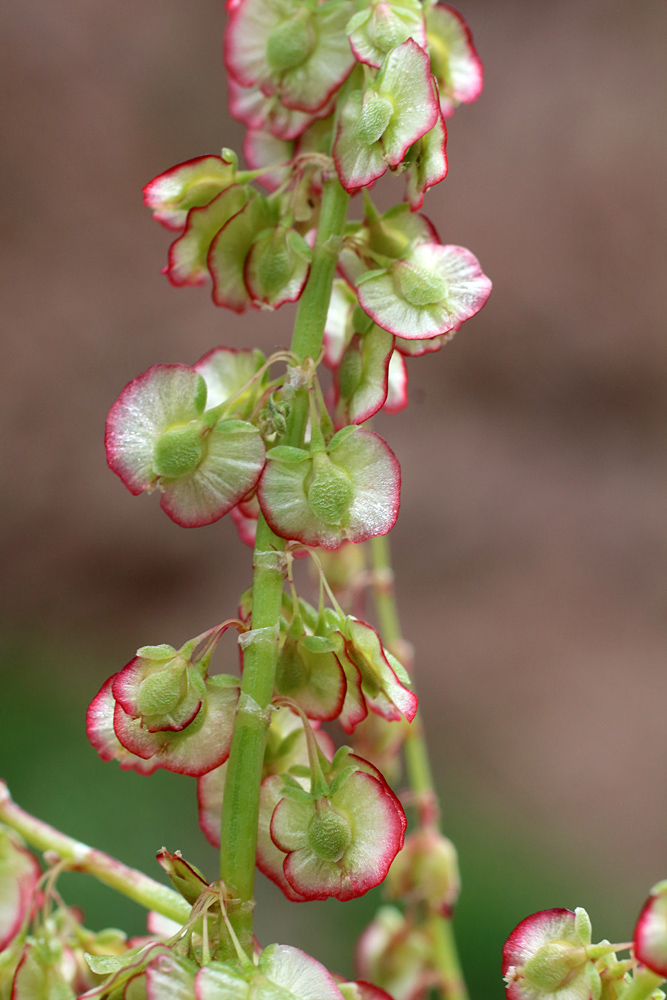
[333,91,387,193]
[328,430,401,544]
[256,776,309,902]
[209,195,279,312]
[166,185,252,287]
[143,154,238,231]
[383,351,408,414]
[426,4,483,117]
[258,944,345,1000]
[377,40,438,167]
[0,834,40,951]
[87,676,161,775]
[105,366,207,496]
[194,347,266,412]
[159,420,266,528]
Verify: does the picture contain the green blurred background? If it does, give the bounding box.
[1,0,666,996]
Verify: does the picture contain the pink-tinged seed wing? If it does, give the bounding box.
[113,677,239,777]
[279,771,404,901]
[256,776,309,902]
[111,655,204,733]
[158,419,266,528]
[145,952,196,1000]
[405,106,448,211]
[333,91,389,193]
[377,40,439,167]
[334,642,369,734]
[329,430,401,544]
[208,195,279,312]
[346,619,417,723]
[502,909,577,1000]
[0,835,40,951]
[277,2,356,113]
[634,890,667,978]
[383,351,408,413]
[197,763,227,849]
[347,0,426,69]
[231,504,258,548]
[243,130,293,192]
[324,281,357,369]
[166,185,252,287]
[143,154,237,231]
[427,4,483,117]
[193,347,265,411]
[87,676,161,775]
[105,365,206,496]
[228,78,316,140]
[335,328,394,428]
[357,243,491,340]
[259,944,346,1000]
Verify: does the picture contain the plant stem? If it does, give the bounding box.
[618,968,664,1000]
[0,780,191,924]
[218,175,350,953]
[428,913,469,1000]
[369,534,469,1000]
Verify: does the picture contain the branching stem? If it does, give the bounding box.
[0,780,191,924]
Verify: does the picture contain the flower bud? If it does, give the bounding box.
[357,907,433,1000]
[386,830,460,914]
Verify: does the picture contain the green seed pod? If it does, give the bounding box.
[338,342,364,399]
[153,423,204,479]
[355,92,394,145]
[522,942,587,992]
[306,454,354,526]
[392,260,448,307]
[307,806,353,862]
[266,11,313,71]
[136,662,186,718]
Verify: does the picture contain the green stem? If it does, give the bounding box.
[0,781,191,924]
[369,535,469,1000]
[429,913,469,1000]
[218,175,350,953]
[618,968,664,1000]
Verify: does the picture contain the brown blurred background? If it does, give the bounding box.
[1,0,666,995]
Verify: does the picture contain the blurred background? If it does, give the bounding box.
[1,0,666,995]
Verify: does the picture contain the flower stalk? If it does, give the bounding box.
[370,534,469,1000]
[0,780,190,924]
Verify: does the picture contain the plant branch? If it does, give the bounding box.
[0,780,191,924]
[369,534,469,1000]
